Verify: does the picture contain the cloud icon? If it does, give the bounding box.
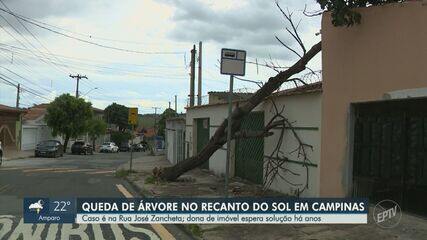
[29,200,44,214]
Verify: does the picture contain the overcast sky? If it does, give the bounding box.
[0,0,321,114]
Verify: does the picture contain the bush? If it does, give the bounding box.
[111,131,131,145]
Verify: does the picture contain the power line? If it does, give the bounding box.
[0,43,185,69]
[0,7,185,55]
[0,13,70,75]
[0,0,74,74]
[0,8,188,47]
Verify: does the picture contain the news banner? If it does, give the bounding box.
[23,198,368,224]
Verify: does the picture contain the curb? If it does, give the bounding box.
[124,175,199,240]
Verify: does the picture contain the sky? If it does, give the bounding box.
[0,0,322,114]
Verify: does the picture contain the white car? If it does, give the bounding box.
[100,142,119,153]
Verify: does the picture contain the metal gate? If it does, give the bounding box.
[353,98,427,216]
[235,112,264,184]
[196,118,210,169]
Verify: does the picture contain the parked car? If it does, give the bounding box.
[100,142,119,153]
[71,141,93,155]
[131,143,146,152]
[35,140,64,158]
[119,142,131,152]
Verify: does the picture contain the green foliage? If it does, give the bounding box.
[115,168,137,178]
[45,94,92,149]
[87,118,107,146]
[186,224,203,238]
[144,175,156,184]
[157,108,178,137]
[317,0,404,26]
[104,103,130,131]
[111,131,131,145]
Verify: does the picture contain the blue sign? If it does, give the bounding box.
[23,198,76,223]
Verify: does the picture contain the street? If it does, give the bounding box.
[0,152,190,240]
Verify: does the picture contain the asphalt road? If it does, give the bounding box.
[0,152,191,240]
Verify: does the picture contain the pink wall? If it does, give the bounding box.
[320,2,427,196]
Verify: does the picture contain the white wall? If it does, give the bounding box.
[186,103,263,176]
[166,120,185,165]
[263,92,322,197]
[186,92,322,197]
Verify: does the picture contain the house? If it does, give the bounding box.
[165,117,185,164]
[185,83,322,197]
[320,1,427,215]
[185,1,427,216]
[21,104,61,150]
[0,104,26,151]
[21,104,109,150]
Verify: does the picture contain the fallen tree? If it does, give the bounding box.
[158,41,322,181]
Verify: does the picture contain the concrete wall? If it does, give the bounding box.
[186,91,322,196]
[186,104,241,176]
[166,119,185,165]
[264,92,322,197]
[320,2,427,196]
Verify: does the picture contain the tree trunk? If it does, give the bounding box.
[63,135,70,153]
[159,41,322,181]
[92,138,96,151]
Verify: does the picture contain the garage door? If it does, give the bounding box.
[22,127,38,150]
[353,98,427,216]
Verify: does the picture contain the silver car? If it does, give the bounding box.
[100,142,119,153]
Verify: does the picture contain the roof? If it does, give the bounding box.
[0,104,26,113]
[23,103,105,120]
[187,81,322,110]
[208,91,254,101]
[23,104,48,121]
[92,107,104,113]
[272,81,322,98]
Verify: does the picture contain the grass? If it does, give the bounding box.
[186,224,203,238]
[115,169,137,178]
[144,175,156,184]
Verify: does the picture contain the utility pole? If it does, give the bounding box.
[69,74,88,98]
[197,41,202,105]
[189,45,196,107]
[16,83,20,108]
[152,107,160,134]
[174,95,177,112]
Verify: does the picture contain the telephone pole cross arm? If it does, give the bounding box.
[69,74,88,98]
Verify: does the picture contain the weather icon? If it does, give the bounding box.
[29,200,44,214]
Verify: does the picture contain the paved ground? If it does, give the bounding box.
[0,152,191,240]
[126,155,427,240]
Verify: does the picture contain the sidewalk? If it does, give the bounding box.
[122,155,427,240]
[3,149,33,161]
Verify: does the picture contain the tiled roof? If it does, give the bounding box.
[23,104,48,120]
[187,81,322,109]
[272,81,322,97]
[0,104,26,113]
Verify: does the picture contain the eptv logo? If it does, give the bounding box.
[373,200,402,228]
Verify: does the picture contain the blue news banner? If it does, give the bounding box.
[24,198,368,224]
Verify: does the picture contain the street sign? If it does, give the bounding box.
[220,48,246,76]
[128,108,138,126]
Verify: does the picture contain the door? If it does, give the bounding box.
[196,118,210,169]
[235,112,264,184]
[353,98,427,216]
[22,127,38,150]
